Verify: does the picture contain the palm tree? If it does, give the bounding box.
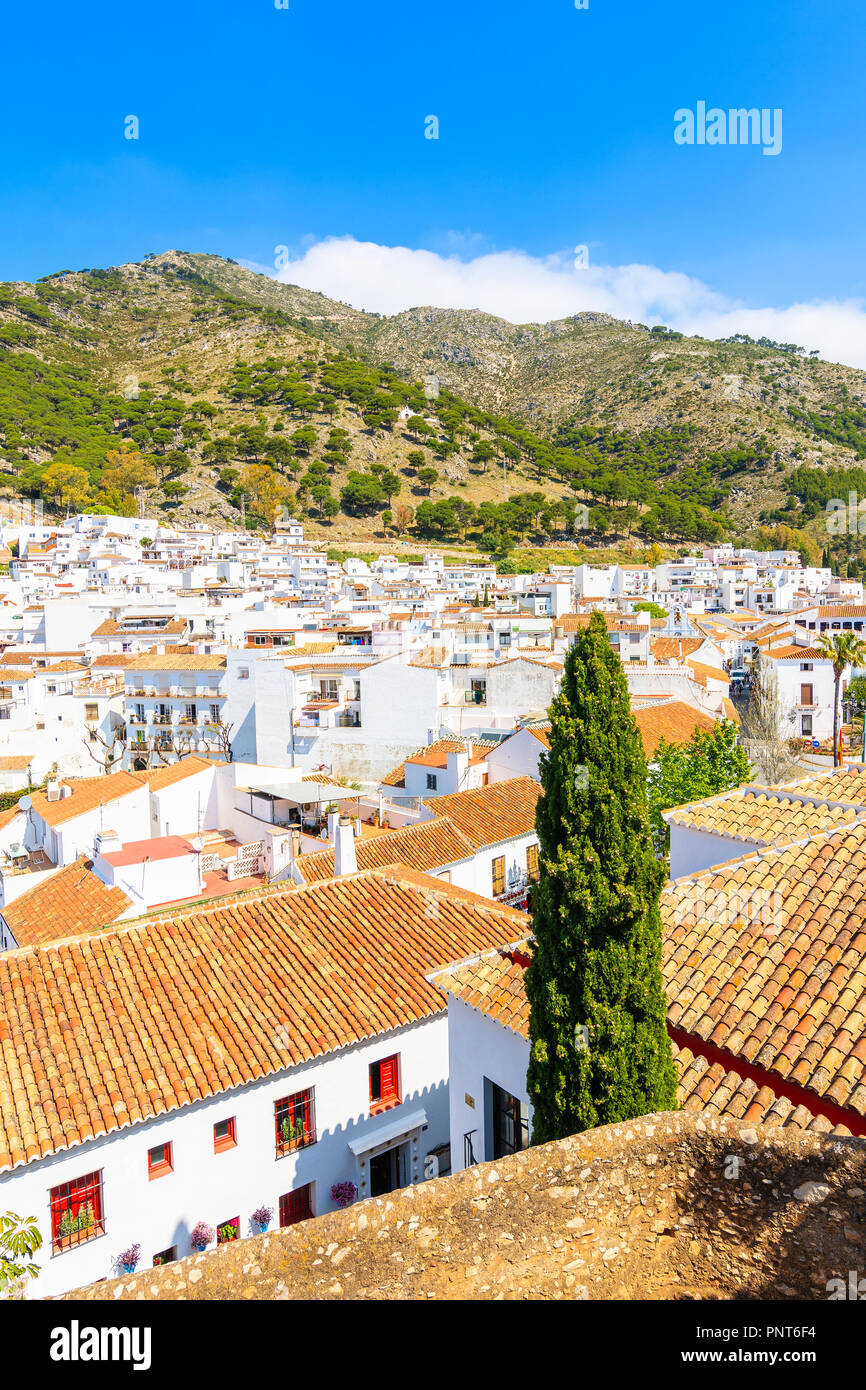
[817,631,866,766]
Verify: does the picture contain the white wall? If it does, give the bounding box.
[486,730,543,784]
[668,822,761,880]
[3,1015,451,1299]
[25,787,151,866]
[445,995,531,1172]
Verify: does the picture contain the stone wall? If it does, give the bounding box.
[64,1111,866,1301]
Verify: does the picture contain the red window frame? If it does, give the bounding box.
[369,1053,401,1113]
[147,1141,173,1180]
[213,1117,237,1153]
[50,1171,105,1253]
[275,1090,315,1157]
[279,1184,314,1228]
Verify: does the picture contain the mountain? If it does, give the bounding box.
[1,249,865,562]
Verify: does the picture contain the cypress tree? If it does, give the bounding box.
[525,611,678,1142]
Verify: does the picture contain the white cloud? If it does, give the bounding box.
[264,236,866,372]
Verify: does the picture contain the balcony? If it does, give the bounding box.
[495,875,533,909]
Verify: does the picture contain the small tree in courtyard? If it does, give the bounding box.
[525,611,678,1143]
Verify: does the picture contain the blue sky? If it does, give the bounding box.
[2,0,864,362]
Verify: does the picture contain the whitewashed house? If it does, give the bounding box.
[0,870,525,1298]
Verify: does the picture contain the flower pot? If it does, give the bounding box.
[258,1222,269,1234]
[192,1242,207,1252]
[122,1262,137,1275]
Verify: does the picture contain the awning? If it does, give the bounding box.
[240,781,358,805]
[347,1108,427,1157]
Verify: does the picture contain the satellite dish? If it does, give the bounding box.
[18,796,31,811]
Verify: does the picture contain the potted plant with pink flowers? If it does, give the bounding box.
[189,1222,214,1253]
[330,1181,357,1209]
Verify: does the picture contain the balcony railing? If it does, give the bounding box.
[463,1130,478,1167]
[495,876,533,908]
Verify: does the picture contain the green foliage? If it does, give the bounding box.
[633,601,668,619]
[340,471,386,515]
[0,1212,42,1298]
[647,721,751,856]
[525,612,678,1141]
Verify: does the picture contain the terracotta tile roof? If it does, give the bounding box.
[93,619,188,637]
[491,654,563,671]
[778,765,866,803]
[431,942,852,1135]
[0,756,32,772]
[28,771,145,828]
[661,820,866,1122]
[764,646,829,661]
[665,786,865,843]
[813,604,866,619]
[405,740,494,770]
[281,641,338,657]
[525,725,551,748]
[428,941,532,1037]
[380,738,498,788]
[0,857,132,948]
[0,868,527,1172]
[134,757,223,791]
[123,654,226,671]
[686,659,730,687]
[296,816,476,884]
[633,701,720,759]
[407,645,448,668]
[423,778,541,849]
[674,1045,849,1135]
[650,638,706,661]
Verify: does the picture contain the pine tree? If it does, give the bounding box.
[525,611,678,1142]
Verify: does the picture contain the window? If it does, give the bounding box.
[238,667,250,681]
[147,1142,173,1179]
[800,662,813,672]
[153,1245,176,1267]
[210,704,221,723]
[217,1216,240,1244]
[426,773,438,790]
[279,1184,315,1228]
[800,684,814,707]
[492,855,506,897]
[526,843,539,881]
[213,1117,237,1153]
[369,1054,401,1112]
[275,1090,315,1156]
[802,715,813,737]
[50,1172,105,1253]
[489,1081,530,1160]
[185,703,197,722]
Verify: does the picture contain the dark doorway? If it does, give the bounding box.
[369,1145,403,1196]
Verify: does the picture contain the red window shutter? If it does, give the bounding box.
[380,1056,398,1099]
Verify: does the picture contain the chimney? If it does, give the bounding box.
[445,749,469,787]
[330,811,358,877]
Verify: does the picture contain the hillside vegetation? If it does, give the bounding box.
[1,250,865,569]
